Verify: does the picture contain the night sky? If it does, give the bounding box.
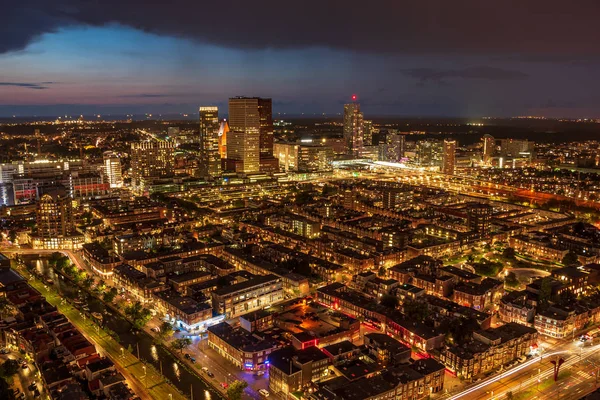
[2,1,600,117]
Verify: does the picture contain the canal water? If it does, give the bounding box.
[23,256,223,400]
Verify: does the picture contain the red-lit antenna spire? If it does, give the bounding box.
[351,94,357,101]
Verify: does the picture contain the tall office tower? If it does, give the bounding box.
[343,103,364,156]
[416,139,443,168]
[130,141,175,189]
[380,133,405,162]
[199,106,222,178]
[257,98,274,156]
[363,120,373,147]
[482,134,495,164]
[218,120,229,159]
[103,151,123,188]
[227,97,261,174]
[442,139,457,174]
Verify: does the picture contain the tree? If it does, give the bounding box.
[0,297,11,319]
[403,299,430,321]
[159,321,174,340]
[378,267,387,277]
[0,359,20,377]
[227,380,248,400]
[502,247,516,260]
[380,294,399,309]
[322,184,338,196]
[103,287,118,303]
[539,277,553,306]
[48,252,62,268]
[562,251,580,266]
[506,391,513,400]
[82,276,95,290]
[8,230,17,243]
[124,301,152,330]
[557,290,577,306]
[171,338,192,354]
[295,190,314,205]
[504,272,519,288]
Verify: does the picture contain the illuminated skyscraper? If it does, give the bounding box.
[416,139,443,168]
[227,97,261,174]
[379,133,405,162]
[363,120,373,147]
[257,98,274,157]
[343,102,364,156]
[199,106,221,178]
[482,134,495,164]
[219,120,229,159]
[442,139,456,175]
[103,151,123,188]
[130,141,175,189]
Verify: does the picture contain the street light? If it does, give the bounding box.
[120,347,124,358]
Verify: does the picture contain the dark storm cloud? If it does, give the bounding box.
[0,82,56,90]
[3,1,600,56]
[402,66,529,85]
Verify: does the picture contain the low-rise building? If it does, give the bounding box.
[211,274,284,319]
[207,322,278,370]
[499,291,536,326]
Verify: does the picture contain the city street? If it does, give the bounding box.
[444,339,600,400]
[0,351,44,400]
[10,258,188,400]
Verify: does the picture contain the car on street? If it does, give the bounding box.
[259,389,270,397]
[19,393,25,399]
[0,348,8,354]
[220,382,229,389]
[255,370,265,376]
[184,354,190,359]
[206,371,214,378]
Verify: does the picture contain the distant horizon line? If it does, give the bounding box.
[0,113,596,122]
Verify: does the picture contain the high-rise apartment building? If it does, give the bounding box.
[130,141,175,189]
[416,139,443,168]
[103,151,123,188]
[343,103,364,156]
[199,106,222,178]
[482,134,495,164]
[442,139,456,175]
[363,120,373,147]
[227,97,261,174]
[466,203,494,237]
[31,186,83,250]
[379,133,405,162]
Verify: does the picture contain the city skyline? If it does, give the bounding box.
[2,2,600,118]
